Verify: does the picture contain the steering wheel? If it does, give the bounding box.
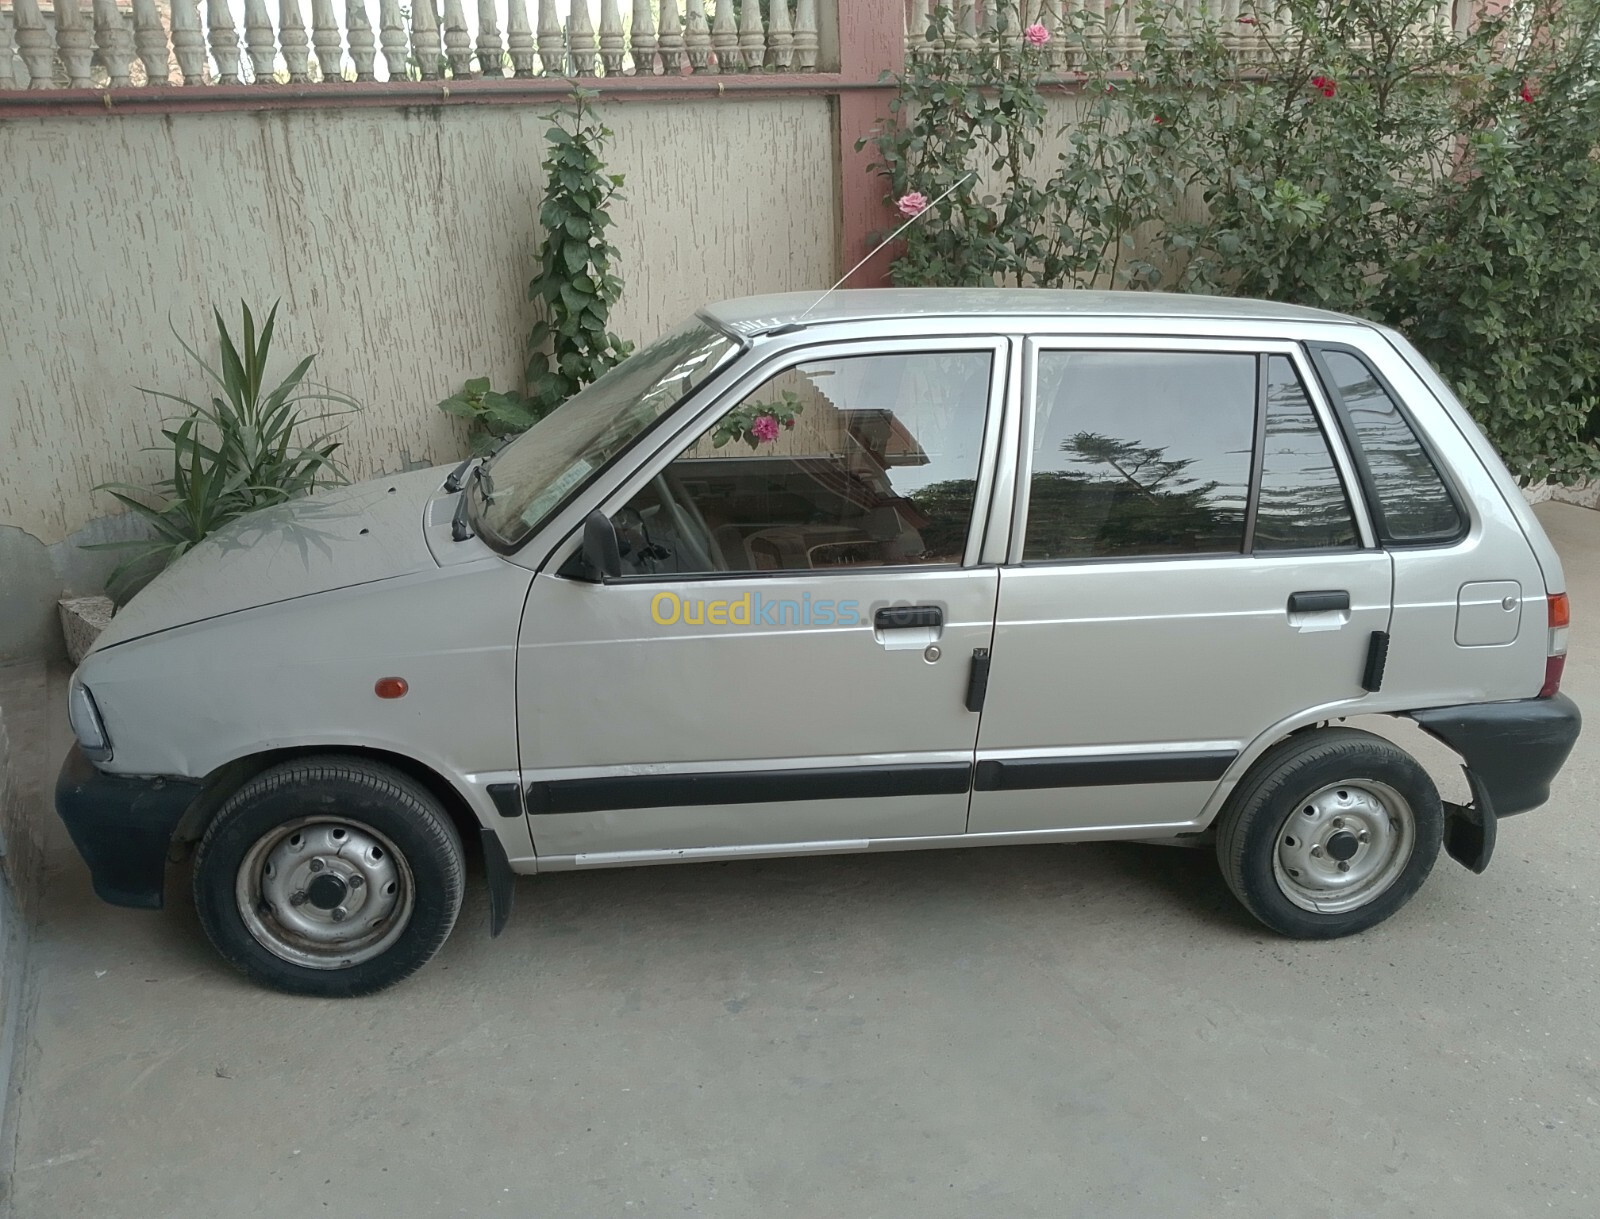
[650,472,726,572]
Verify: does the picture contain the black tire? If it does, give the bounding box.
[192,757,465,997]
[1216,728,1443,939]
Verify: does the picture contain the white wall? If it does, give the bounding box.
[0,96,837,656]
[0,96,838,547]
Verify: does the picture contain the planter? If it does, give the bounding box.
[57,596,114,666]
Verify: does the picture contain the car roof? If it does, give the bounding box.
[701,288,1365,337]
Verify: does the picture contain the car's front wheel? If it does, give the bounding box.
[1216,728,1444,939]
[192,757,464,997]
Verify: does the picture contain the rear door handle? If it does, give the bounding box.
[1288,590,1350,614]
[874,605,943,630]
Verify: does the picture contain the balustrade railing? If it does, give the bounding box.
[0,0,1480,91]
[903,1,1475,69]
[0,0,821,87]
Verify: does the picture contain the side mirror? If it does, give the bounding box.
[581,510,623,581]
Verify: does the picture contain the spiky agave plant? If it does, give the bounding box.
[89,301,360,595]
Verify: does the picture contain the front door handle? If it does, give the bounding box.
[1288,590,1350,614]
[874,605,944,630]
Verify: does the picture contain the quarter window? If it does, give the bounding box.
[1023,351,1255,560]
[610,350,994,576]
[1316,348,1463,544]
[1253,356,1359,551]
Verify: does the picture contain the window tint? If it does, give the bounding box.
[1319,349,1462,543]
[1023,351,1255,560]
[1253,356,1358,551]
[611,350,993,576]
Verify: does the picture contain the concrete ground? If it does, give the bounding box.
[3,502,1597,1218]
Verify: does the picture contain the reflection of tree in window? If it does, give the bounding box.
[1253,356,1357,551]
[1026,432,1244,558]
[1322,351,1460,542]
[1023,351,1255,560]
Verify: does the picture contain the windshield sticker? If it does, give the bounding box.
[519,458,596,527]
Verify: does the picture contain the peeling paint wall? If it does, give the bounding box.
[0,98,838,656]
[0,99,837,546]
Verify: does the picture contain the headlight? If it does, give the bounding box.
[68,675,113,763]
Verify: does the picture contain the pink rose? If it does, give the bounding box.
[751,414,780,444]
[1024,23,1050,46]
[895,191,929,218]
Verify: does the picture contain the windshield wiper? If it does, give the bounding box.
[443,454,478,493]
[451,463,487,542]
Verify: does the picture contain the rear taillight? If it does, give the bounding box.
[1540,592,1570,698]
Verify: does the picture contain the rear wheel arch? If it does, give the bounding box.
[1214,724,1444,937]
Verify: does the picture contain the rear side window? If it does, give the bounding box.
[1315,348,1463,544]
[1023,351,1255,560]
[1253,356,1358,551]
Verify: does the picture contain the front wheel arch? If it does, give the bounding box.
[175,746,487,859]
[192,754,467,995]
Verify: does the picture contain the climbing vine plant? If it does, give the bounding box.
[439,90,632,455]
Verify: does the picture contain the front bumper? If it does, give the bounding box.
[55,744,204,909]
[1408,693,1582,873]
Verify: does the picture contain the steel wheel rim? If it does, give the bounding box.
[235,816,416,970]
[1271,780,1416,914]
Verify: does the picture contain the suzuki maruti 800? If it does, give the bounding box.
[57,290,1582,995]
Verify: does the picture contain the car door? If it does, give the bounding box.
[515,337,1010,863]
[967,337,1393,836]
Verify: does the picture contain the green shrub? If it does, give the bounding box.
[89,302,358,595]
[866,0,1600,483]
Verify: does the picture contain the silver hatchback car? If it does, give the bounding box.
[57,290,1581,996]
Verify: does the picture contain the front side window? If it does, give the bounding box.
[1316,348,1463,544]
[1023,351,1255,560]
[1253,355,1359,551]
[475,319,739,548]
[610,349,995,577]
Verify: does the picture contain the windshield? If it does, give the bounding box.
[473,319,740,548]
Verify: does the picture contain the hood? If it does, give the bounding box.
[93,464,453,651]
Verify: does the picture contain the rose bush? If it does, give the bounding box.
[866,0,1600,483]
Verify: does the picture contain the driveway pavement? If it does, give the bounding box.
[3,501,1597,1219]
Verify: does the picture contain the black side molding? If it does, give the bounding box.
[973,750,1236,792]
[486,782,525,819]
[526,762,973,815]
[1361,630,1390,693]
[1409,693,1581,818]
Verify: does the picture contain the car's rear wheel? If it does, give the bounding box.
[1216,728,1443,938]
[193,757,464,997]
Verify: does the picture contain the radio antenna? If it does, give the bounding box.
[776,171,977,333]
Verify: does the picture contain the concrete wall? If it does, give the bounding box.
[0,96,839,659]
